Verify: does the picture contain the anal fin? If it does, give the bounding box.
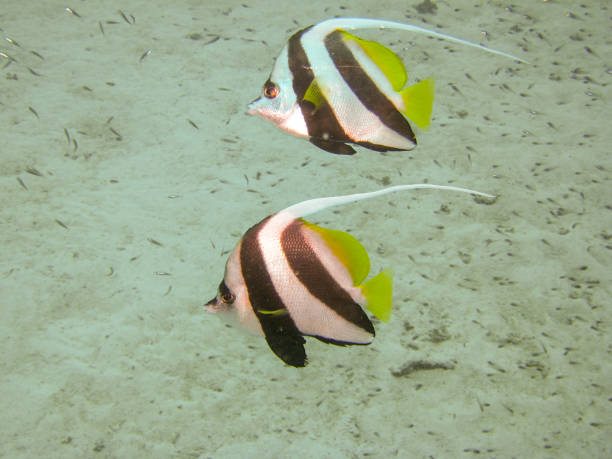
[256,310,308,367]
[310,137,356,155]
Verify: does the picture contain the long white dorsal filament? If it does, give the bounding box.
[283,184,496,219]
[312,17,528,63]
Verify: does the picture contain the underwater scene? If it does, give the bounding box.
[1,0,610,457]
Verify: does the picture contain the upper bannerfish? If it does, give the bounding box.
[247,17,527,155]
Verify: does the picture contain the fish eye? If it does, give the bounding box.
[263,82,280,99]
[218,281,235,304]
[221,292,235,304]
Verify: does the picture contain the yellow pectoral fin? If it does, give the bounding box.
[257,307,288,316]
[361,269,393,323]
[303,80,326,111]
[302,220,370,286]
[341,30,408,91]
[400,78,435,130]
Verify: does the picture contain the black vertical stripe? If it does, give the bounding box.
[281,220,375,337]
[240,217,307,367]
[324,30,417,145]
[240,217,284,315]
[288,27,351,145]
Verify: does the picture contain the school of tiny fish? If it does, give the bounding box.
[205,17,525,366]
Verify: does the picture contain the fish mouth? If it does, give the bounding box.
[204,297,217,308]
[246,97,262,115]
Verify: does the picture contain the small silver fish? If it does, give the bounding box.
[205,184,494,367]
[248,17,526,155]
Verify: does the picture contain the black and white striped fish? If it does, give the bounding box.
[247,17,526,155]
[205,184,495,367]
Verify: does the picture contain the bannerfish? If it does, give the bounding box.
[205,184,495,367]
[247,17,526,155]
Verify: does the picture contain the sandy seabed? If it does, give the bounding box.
[1,0,610,458]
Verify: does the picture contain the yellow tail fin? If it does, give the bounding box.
[400,78,435,130]
[361,269,393,322]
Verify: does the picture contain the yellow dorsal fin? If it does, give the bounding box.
[400,78,435,130]
[340,30,407,91]
[361,269,393,322]
[303,80,325,111]
[302,219,370,285]
[339,30,434,130]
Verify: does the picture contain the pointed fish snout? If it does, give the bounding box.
[204,297,217,308]
[246,97,261,115]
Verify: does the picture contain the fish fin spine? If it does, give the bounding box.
[361,268,393,322]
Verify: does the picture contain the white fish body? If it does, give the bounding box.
[248,17,526,155]
[206,184,495,367]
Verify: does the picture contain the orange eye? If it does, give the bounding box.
[221,292,235,304]
[218,281,235,304]
[263,82,279,99]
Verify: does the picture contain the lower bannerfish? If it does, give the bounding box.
[247,17,527,155]
[205,184,495,367]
